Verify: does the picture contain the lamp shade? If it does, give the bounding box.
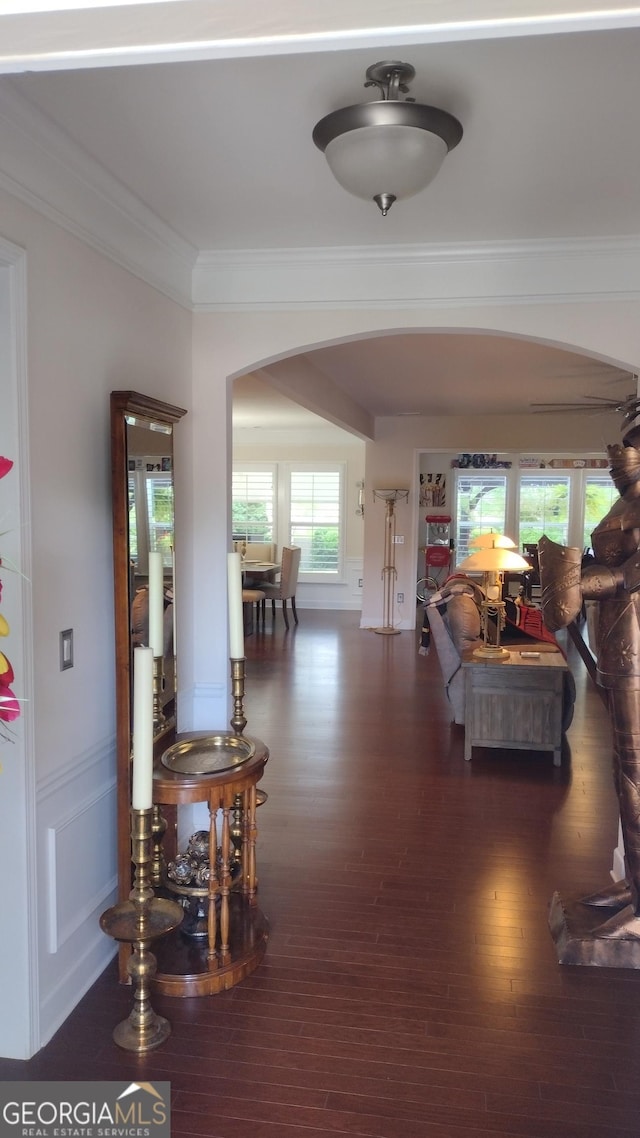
[458,548,530,573]
[323,119,448,203]
[312,61,462,216]
[469,533,516,550]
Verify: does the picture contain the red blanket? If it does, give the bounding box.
[504,598,559,647]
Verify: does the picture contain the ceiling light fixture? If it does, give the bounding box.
[312,61,463,217]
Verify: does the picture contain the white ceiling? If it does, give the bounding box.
[4,12,640,427]
[8,28,640,252]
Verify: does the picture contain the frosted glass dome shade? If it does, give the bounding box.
[325,124,448,203]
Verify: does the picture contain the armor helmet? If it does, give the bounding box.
[607,442,640,492]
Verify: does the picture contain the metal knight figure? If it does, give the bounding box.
[539,396,640,941]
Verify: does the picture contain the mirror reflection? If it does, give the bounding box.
[126,414,176,722]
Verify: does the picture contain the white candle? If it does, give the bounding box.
[132,646,154,810]
[227,551,245,659]
[148,550,164,658]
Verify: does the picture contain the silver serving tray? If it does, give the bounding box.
[161,733,255,775]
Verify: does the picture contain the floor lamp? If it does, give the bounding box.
[373,488,409,635]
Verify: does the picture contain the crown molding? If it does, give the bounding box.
[192,236,640,311]
[1,2,640,73]
[0,82,196,306]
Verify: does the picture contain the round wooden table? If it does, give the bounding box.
[151,732,269,997]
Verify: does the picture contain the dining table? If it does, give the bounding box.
[241,560,280,582]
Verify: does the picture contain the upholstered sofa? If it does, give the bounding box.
[422,579,575,730]
[421,580,484,724]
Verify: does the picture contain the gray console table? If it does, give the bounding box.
[462,647,568,766]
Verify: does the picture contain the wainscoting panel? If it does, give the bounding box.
[37,737,118,1047]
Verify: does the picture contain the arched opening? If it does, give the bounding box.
[228,325,635,633]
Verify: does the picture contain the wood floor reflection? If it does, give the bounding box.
[4,610,640,1137]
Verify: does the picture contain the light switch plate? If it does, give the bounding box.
[60,629,74,671]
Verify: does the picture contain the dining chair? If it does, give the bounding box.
[242,587,266,631]
[260,545,301,630]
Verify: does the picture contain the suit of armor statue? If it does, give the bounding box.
[539,425,640,939]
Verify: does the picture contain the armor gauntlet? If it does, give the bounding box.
[538,535,583,631]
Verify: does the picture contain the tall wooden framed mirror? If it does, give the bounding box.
[111,391,187,925]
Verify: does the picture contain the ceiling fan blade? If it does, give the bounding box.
[531,407,605,414]
[572,394,626,404]
[545,365,635,382]
[530,391,635,413]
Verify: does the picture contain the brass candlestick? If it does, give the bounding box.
[230,656,247,735]
[151,804,168,887]
[152,656,166,731]
[100,807,183,1052]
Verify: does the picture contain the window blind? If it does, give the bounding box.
[290,470,340,572]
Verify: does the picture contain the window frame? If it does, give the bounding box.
[516,470,572,550]
[452,469,509,566]
[128,460,174,574]
[451,459,617,563]
[231,463,277,547]
[582,473,618,551]
[232,460,346,584]
[284,462,346,583]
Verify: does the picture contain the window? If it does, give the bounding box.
[583,475,617,549]
[289,468,341,574]
[232,468,275,544]
[146,472,174,564]
[519,475,570,548]
[232,462,345,580]
[454,474,507,563]
[128,462,173,571]
[449,456,615,566]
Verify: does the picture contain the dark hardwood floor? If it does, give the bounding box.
[3,610,640,1137]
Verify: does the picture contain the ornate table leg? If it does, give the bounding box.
[207,803,219,962]
[242,785,258,902]
[219,804,231,960]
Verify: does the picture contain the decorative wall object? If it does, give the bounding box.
[0,455,20,746]
[548,458,609,469]
[419,473,446,507]
[452,454,512,469]
[519,456,609,469]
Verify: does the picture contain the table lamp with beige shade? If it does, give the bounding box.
[458,534,530,659]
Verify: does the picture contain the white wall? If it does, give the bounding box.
[0,245,35,1060]
[0,186,192,1056]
